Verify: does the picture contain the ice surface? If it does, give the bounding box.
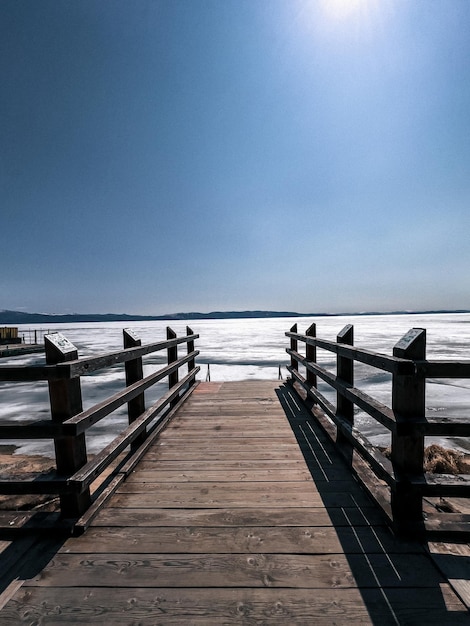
[1,313,468,455]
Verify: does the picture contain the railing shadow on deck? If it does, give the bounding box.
[286,323,470,539]
[0,535,68,606]
[276,383,470,624]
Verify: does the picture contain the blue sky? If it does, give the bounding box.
[2,0,469,315]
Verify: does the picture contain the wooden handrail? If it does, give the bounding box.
[0,327,200,524]
[69,368,199,490]
[286,324,470,536]
[62,351,199,436]
[414,360,470,378]
[286,331,416,375]
[55,333,199,378]
[0,333,199,381]
[287,349,397,431]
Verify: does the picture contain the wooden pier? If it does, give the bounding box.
[0,344,44,359]
[0,327,44,359]
[1,380,469,623]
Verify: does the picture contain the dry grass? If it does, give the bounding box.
[383,443,470,474]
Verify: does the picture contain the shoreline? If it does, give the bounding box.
[0,445,58,511]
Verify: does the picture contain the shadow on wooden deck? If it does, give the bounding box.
[276,383,470,624]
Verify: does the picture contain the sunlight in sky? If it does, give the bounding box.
[320,0,375,21]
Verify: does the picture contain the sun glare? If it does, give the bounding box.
[320,0,371,20]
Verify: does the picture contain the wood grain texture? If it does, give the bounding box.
[4,586,467,625]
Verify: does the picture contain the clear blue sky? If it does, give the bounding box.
[2,0,469,315]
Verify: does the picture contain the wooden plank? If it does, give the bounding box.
[124,476,364,496]
[125,469,314,483]
[142,450,304,461]
[109,488,376,509]
[137,458,308,470]
[9,585,470,625]
[22,552,444,589]
[2,587,372,625]
[136,459,351,480]
[63,525,424,555]
[92,506,387,528]
[155,438,300,446]
[4,585,469,625]
[117,480,321,496]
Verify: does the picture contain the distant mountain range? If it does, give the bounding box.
[0,309,469,325]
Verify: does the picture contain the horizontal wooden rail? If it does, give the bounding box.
[62,334,198,378]
[288,365,396,487]
[0,365,61,382]
[414,360,470,378]
[0,334,199,382]
[0,419,62,439]
[286,323,470,537]
[287,349,397,431]
[0,326,200,524]
[62,351,199,436]
[286,331,415,375]
[69,368,199,491]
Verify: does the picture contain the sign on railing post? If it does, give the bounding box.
[167,327,179,407]
[391,328,426,527]
[306,323,317,390]
[124,329,146,451]
[336,324,354,464]
[45,333,91,517]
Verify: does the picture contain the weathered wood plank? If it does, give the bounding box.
[125,468,314,482]
[109,487,377,508]
[142,449,304,461]
[4,586,468,625]
[7,588,377,625]
[92,506,387,528]
[117,480,315,494]
[156,437,300,446]
[137,458,308,470]
[136,459,351,480]
[62,525,424,555]
[23,552,444,589]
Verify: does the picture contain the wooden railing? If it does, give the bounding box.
[286,323,470,536]
[0,326,199,531]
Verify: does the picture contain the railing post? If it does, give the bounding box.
[186,326,195,387]
[167,326,179,407]
[45,333,91,517]
[290,324,298,372]
[305,322,317,390]
[391,328,426,528]
[124,328,146,451]
[336,325,354,463]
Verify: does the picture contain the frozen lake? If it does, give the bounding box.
[1,313,469,456]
